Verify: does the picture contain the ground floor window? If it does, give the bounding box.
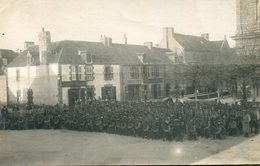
[128,85,141,100]
[165,83,171,97]
[101,86,116,101]
[151,84,161,99]
[68,88,86,106]
[86,85,95,101]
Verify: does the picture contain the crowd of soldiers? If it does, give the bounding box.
[0,100,259,142]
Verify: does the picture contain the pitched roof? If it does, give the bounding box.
[0,49,18,63]
[211,40,230,50]
[173,33,217,52]
[8,40,172,67]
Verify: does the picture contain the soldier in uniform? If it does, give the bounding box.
[228,117,238,136]
[215,121,224,139]
[36,113,44,129]
[26,113,34,129]
[242,110,251,137]
[95,116,103,132]
[120,117,127,135]
[79,116,86,131]
[11,109,20,130]
[17,115,25,130]
[108,117,116,134]
[44,114,51,129]
[250,108,259,134]
[1,106,8,130]
[142,121,150,139]
[134,119,142,137]
[187,119,197,140]
[127,117,135,136]
[86,116,94,131]
[151,118,160,140]
[53,114,61,129]
[162,119,171,141]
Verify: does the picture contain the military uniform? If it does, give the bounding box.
[162,120,171,141]
[187,119,197,140]
[242,111,251,137]
[1,106,8,130]
[134,120,142,137]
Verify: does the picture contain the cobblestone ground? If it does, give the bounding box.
[0,130,259,165]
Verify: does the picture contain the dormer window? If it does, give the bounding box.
[166,52,183,64]
[137,53,147,64]
[78,50,92,64]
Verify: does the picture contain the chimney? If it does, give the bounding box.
[144,42,153,49]
[38,28,51,65]
[24,41,35,50]
[123,34,127,44]
[201,33,209,41]
[162,27,174,49]
[100,35,112,47]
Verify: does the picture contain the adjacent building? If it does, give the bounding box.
[232,0,260,58]
[0,49,18,104]
[158,27,232,95]
[7,28,171,106]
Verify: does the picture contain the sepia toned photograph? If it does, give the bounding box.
[0,0,260,165]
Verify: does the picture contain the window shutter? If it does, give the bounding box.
[69,65,72,80]
[112,86,116,100]
[101,87,105,100]
[151,85,154,99]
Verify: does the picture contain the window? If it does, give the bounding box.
[142,66,150,78]
[78,66,85,81]
[79,50,92,64]
[130,66,139,79]
[151,66,159,77]
[101,86,116,100]
[87,85,95,100]
[104,66,113,81]
[85,65,94,81]
[86,52,92,64]
[70,65,77,81]
[137,53,147,64]
[16,69,20,81]
[152,84,161,99]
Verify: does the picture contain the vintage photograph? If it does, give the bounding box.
[0,0,260,165]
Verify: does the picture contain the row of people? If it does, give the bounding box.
[0,101,259,141]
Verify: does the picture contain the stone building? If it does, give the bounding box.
[0,49,18,104]
[7,29,170,106]
[232,0,260,58]
[159,27,231,95]
[231,0,260,101]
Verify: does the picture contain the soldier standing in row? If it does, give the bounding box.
[242,110,251,137]
[1,106,8,130]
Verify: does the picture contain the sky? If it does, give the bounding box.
[0,0,236,51]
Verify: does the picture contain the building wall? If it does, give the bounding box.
[7,64,59,105]
[59,64,122,103]
[87,65,121,101]
[0,75,7,104]
[236,0,260,35]
[121,65,165,100]
[234,0,260,57]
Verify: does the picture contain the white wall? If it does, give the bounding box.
[0,75,7,104]
[7,64,59,105]
[88,65,121,101]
